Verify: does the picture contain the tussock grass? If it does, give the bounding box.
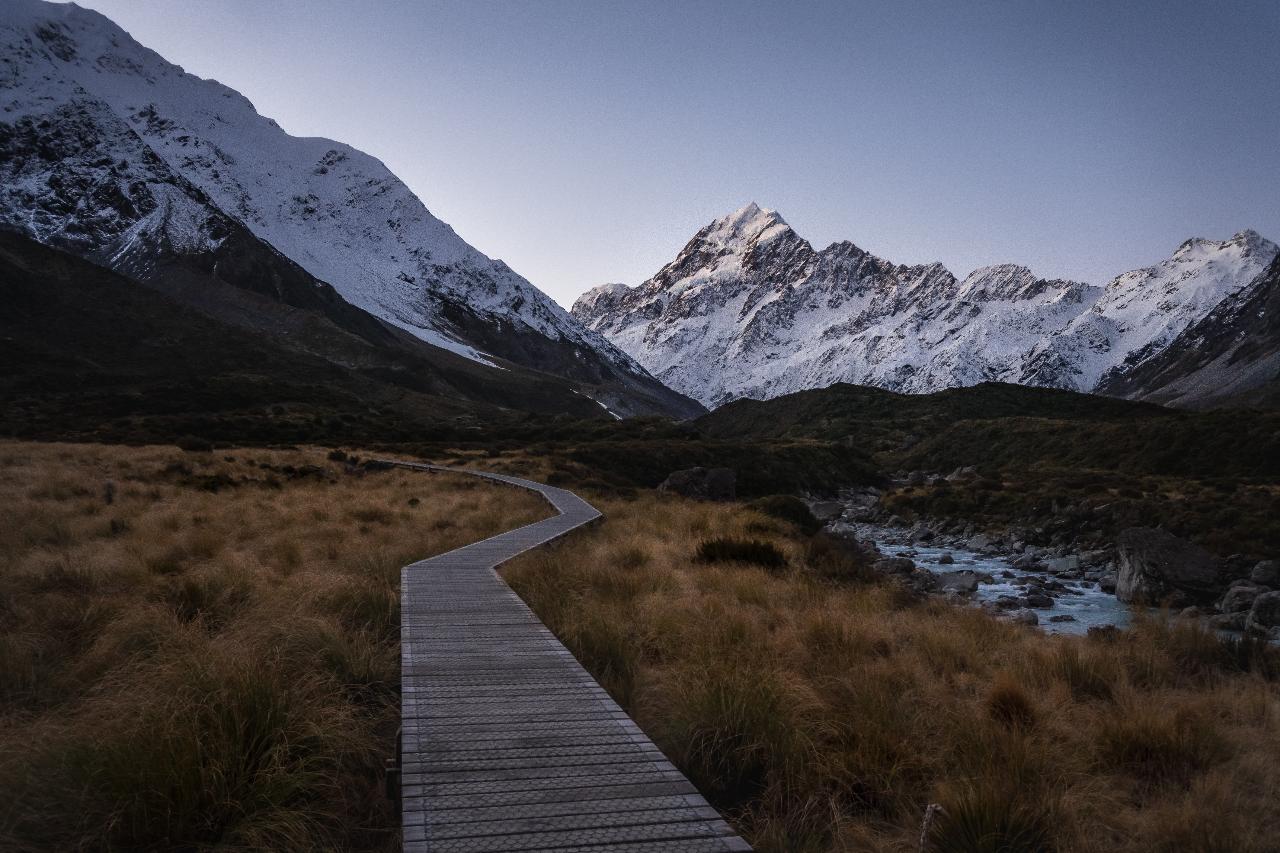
[0,441,547,851]
[697,537,788,571]
[502,492,1280,853]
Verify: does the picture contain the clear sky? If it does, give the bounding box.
[71,0,1280,307]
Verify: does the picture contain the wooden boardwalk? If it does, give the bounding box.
[391,462,751,853]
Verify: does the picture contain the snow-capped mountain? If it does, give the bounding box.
[0,0,700,417]
[1096,251,1280,409]
[573,203,1278,408]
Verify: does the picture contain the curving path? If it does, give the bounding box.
[390,461,751,853]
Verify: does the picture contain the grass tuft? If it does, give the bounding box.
[696,537,787,571]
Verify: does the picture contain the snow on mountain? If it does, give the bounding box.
[1095,251,1280,409]
[573,203,1278,408]
[1039,229,1278,390]
[0,0,665,392]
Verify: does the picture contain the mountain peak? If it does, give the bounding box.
[1172,229,1278,263]
[703,202,791,247]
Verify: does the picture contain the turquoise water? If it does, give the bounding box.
[869,533,1133,635]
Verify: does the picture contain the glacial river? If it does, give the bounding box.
[865,531,1134,635]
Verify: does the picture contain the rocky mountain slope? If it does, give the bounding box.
[0,0,701,418]
[1096,253,1280,409]
[574,203,1278,408]
[0,231,625,445]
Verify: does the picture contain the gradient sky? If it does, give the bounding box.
[71,0,1280,307]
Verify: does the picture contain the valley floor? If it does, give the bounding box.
[1,441,1277,852]
[500,488,1280,852]
[0,441,547,851]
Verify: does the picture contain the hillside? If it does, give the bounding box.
[697,381,1280,555]
[0,231,614,444]
[0,0,701,419]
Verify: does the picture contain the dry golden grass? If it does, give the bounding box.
[0,441,547,852]
[502,492,1280,853]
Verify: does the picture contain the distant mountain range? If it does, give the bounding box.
[2,0,1274,424]
[573,203,1279,409]
[0,0,701,420]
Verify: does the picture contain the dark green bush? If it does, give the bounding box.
[803,534,875,584]
[747,495,822,535]
[695,538,787,572]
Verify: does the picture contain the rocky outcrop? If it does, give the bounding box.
[1114,528,1221,605]
[1245,591,1280,636]
[657,467,736,501]
[1220,583,1265,614]
[1252,560,1280,587]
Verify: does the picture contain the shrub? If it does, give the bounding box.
[696,537,787,571]
[928,782,1055,852]
[747,495,822,535]
[563,608,639,706]
[985,674,1037,730]
[161,570,249,628]
[654,665,813,808]
[321,579,398,644]
[802,534,875,584]
[1096,707,1227,786]
[175,436,214,453]
[613,544,651,570]
[1048,644,1115,701]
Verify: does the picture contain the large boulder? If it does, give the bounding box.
[908,522,935,542]
[967,533,993,552]
[1246,591,1280,633]
[873,557,916,575]
[658,467,736,501]
[1251,560,1279,587]
[1114,528,1221,605]
[809,500,845,522]
[937,571,980,594]
[1045,556,1081,573]
[1220,584,1264,614]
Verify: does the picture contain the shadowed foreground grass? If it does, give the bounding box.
[0,441,546,852]
[503,493,1280,853]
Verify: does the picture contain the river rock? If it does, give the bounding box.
[1024,592,1055,609]
[908,522,935,542]
[937,571,980,594]
[873,557,916,575]
[1010,609,1039,626]
[1220,584,1264,614]
[1210,612,1247,631]
[1114,528,1221,606]
[967,534,992,552]
[1246,591,1280,632]
[906,470,926,486]
[938,552,955,565]
[827,521,859,539]
[1046,556,1081,573]
[1098,573,1117,594]
[810,501,845,521]
[1251,560,1279,587]
[1049,614,1077,623]
[658,467,736,501]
